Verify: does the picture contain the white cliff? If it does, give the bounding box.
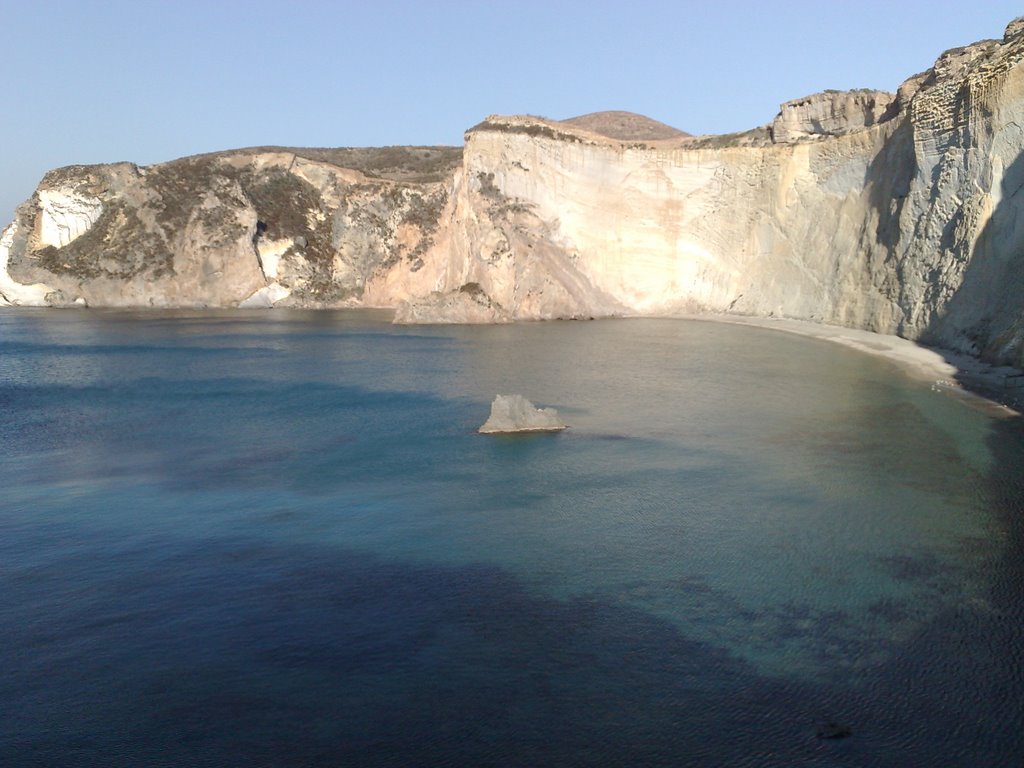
[370,17,1024,365]
[0,222,53,306]
[3,18,1024,367]
[37,187,104,248]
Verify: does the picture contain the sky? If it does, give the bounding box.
[2,1,1023,225]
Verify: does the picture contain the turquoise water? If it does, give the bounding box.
[1,309,1022,766]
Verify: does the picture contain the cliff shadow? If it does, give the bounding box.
[6,519,1024,767]
[921,149,1024,386]
[866,118,917,252]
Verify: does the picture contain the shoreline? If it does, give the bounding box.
[686,313,1023,418]
[3,303,1021,416]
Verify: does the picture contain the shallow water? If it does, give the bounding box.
[1,309,1022,766]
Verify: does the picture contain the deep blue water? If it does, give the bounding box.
[1,308,1022,766]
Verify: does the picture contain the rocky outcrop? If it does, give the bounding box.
[478,395,567,434]
[394,282,512,324]
[4,18,1024,367]
[0,147,458,309]
[770,90,896,143]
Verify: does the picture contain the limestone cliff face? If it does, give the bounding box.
[3,18,1024,367]
[369,18,1024,365]
[770,90,896,143]
[0,147,457,309]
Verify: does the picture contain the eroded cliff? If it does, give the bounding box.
[0,147,458,309]
[3,18,1024,366]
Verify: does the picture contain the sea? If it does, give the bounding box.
[1,308,1022,767]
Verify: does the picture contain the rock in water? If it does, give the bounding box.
[394,284,512,324]
[816,722,852,740]
[478,395,567,434]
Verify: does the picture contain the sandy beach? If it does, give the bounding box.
[684,314,1024,418]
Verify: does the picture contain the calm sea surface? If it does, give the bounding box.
[1,309,1022,766]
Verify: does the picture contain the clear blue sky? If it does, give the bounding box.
[3,1,1022,225]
